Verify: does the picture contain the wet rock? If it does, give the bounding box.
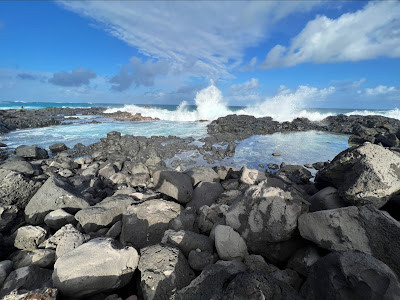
[138,244,195,300]
[268,163,279,170]
[11,249,55,269]
[240,166,267,185]
[184,166,220,186]
[53,238,139,298]
[188,250,218,271]
[25,175,90,225]
[298,205,400,276]
[121,199,183,249]
[309,186,347,212]
[225,183,304,250]
[301,251,400,300]
[49,143,68,154]
[315,143,400,208]
[16,145,48,160]
[162,229,214,257]
[44,209,76,230]
[187,182,224,211]
[0,266,53,298]
[14,225,47,251]
[176,260,247,299]
[153,170,193,204]
[215,225,247,261]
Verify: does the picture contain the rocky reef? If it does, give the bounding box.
[1,134,400,299]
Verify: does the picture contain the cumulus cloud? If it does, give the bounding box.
[59,1,319,78]
[238,57,258,72]
[17,73,38,80]
[261,1,400,69]
[229,78,262,103]
[365,85,398,96]
[48,67,96,87]
[230,78,260,92]
[110,57,170,91]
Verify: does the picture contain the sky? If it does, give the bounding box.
[0,0,400,108]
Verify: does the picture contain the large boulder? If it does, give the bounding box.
[0,160,35,175]
[315,143,400,208]
[75,194,135,233]
[153,170,193,204]
[52,238,139,297]
[121,199,183,249]
[0,260,12,287]
[162,229,214,257]
[0,169,42,208]
[186,182,224,211]
[299,205,400,277]
[301,251,400,300]
[16,145,48,159]
[25,175,90,225]
[215,225,247,261]
[49,143,68,154]
[138,244,195,300]
[14,225,47,251]
[44,209,77,230]
[225,183,304,252]
[240,166,267,185]
[11,249,55,269]
[184,166,220,186]
[309,187,347,212]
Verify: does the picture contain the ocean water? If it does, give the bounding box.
[1,84,399,168]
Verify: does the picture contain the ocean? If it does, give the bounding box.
[1,85,399,169]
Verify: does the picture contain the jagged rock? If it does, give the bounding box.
[315,143,400,208]
[10,249,55,269]
[301,251,400,300]
[0,169,42,209]
[225,183,304,253]
[0,205,18,233]
[161,229,214,257]
[168,207,197,232]
[121,199,182,249]
[106,220,122,239]
[75,194,135,233]
[240,166,267,185]
[197,204,229,235]
[1,287,58,300]
[0,260,12,287]
[176,260,247,299]
[16,145,48,159]
[14,225,47,251]
[215,225,247,261]
[213,166,239,181]
[0,266,53,298]
[44,209,76,230]
[53,238,139,297]
[184,166,220,186]
[25,175,89,225]
[49,143,68,154]
[309,186,347,212]
[98,163,118,179]
[276,164,313,185]
[188,250,218,271]
[287,247,322,276]
[216,189,242,206]
[298,205,400,276]
[124,162,149,175]
[153,170,193,204]
[221,270,301,300]
[0,160,35,175]
[138,244,195,300]
[187,182,224,211]
[375,133,399,147]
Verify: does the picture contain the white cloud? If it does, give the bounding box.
[59,1,319,78]
[365,85,398,96]
[230,78,260,92]
[261,1,400,69]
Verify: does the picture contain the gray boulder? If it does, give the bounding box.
[301,251,400,300]
[153,170,193,204]
[14,225,47,251]
[25,175,90,225]
[185,166,220,186]
[299,205,400,276]
[276,164,313,185]
[138,244,195,300]
[11,249,55,269]
[215,225,247,261]
[176,260,247,299]
[240,166,266,185]
[187,182,224,211]
[225,183,303,251]
[315,143,400,208]
[0,260,12,287]
[0,266,53,298]
[75,194,135,233]
[0,205,18,233]
[0,160,35,175]
[197,204,229,235]
[0,169,42,208]
[168,207,197,232]
[309,186,347,212]
[16,145,48,159]
[44,209,77,230]
[49,143,68,154]
[287,247,322,276]
[161,229,214,257]
[188,250,218,271]
[53,238,139,297]
[121,199,183,249]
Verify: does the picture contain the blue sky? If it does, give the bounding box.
[0,1,399,108]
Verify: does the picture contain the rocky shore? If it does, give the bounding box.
[1,127,400,299]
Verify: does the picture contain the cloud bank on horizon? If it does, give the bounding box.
[0,1,399,108]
